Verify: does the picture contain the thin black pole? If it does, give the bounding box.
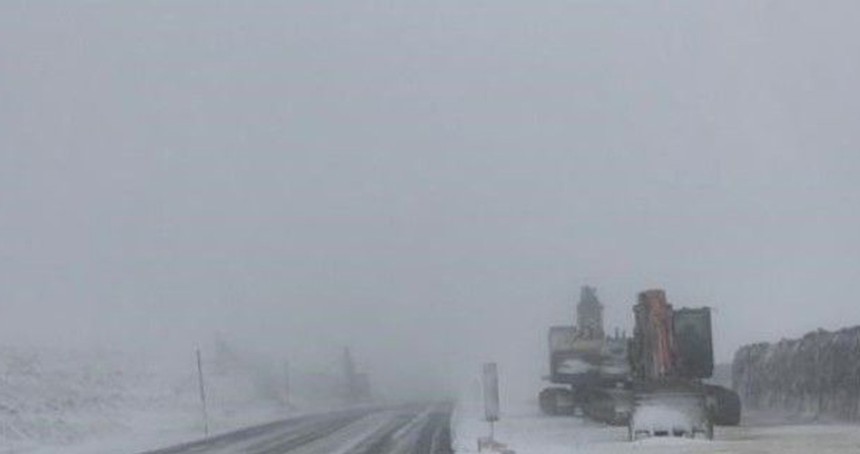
[284,360,291,407]
[196,348,209,436]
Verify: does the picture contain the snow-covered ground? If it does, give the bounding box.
[452,398,860,454]
[0,344,303,454]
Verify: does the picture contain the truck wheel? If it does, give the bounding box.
[539,388,558,415]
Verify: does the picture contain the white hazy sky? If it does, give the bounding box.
[1,1,859,399]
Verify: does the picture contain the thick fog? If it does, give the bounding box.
[1,1,859,401]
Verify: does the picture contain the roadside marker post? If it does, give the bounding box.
[479,362,501,452]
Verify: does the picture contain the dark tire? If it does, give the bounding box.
[539,388,559,415]
[705,385,741,426]
[539,388,576,416]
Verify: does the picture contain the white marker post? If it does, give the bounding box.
[482,362,500,442]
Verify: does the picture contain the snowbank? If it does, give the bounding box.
[451,393,860,453]
[0,345,294,453]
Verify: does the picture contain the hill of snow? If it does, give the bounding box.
[0,344,295,453]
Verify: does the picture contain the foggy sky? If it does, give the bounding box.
[2,1,859,399]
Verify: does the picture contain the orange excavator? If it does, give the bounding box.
[538,287,741,439]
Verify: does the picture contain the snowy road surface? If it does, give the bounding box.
[453,402,860,454]
[137,403,453,454]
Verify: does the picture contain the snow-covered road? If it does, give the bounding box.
[136,403,453,454]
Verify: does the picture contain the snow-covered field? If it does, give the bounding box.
[0,344,300,454]
[452,399,860,454]
[5,344,860,454]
